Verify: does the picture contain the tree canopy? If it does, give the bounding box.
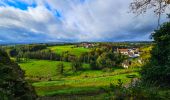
[141,22,170,85]
[0,49,36,100]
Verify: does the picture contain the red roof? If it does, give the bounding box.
[118,49,128,52]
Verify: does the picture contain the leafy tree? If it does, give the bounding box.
[57,62,64,75]
[71,58,82,72]
[0,49,36,99]
[141,22,170,85]
[96,52,116,69]
[90,60,98,70]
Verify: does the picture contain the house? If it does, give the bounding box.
[117,48,140,58]
[117,48,129,55]
[82,43,94,48]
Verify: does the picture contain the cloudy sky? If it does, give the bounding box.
[0,0,168,43]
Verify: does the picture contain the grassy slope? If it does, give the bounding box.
[19,59,140,96]
[33,72,139,96]
[19,60,89,78]
[48,45,90,56]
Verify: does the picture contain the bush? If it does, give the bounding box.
[57,62,64,75]
[72,62,82,72]
[105,79,161,100]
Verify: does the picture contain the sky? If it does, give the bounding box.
[0,0,168,43]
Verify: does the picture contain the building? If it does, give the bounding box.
[82,43,95,48]
[117,48,129,55]
[117,48,140,58]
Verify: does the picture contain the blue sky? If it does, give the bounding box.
[0,0,168,43]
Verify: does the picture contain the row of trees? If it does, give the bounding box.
[57,61,83,75]
[15,50,61,62]
[9,44,47,57]
[9,43,127,71]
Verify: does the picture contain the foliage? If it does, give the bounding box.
[141,22,170,85]
[90,60,98,70]
[71,58,83,72]
[105,79,162,100]
[23,50,60,61]
[9,44,47,57]
[80,47,126,70]
[0,49,36,100]
[57,62,64,75]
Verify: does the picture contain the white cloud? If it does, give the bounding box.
[0,0,168,43]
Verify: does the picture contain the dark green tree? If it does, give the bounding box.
[0,49,36,100]
[141,22,170,85]
[90,60,98,70]
[57,62,64,75]
[71,58,82,72]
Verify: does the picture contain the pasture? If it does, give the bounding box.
[19,59,140,96]
[48,45,90,56]
[19,60,90,78]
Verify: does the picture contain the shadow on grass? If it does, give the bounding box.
[126,74,137,78]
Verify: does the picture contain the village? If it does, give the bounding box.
[77,42,141,69]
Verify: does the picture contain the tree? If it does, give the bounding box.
[130,0,170,26]
[96,52,115,70]
[71,59,82,72]
[141,22,170,85]
[57,62,64,75]
[167,13,170,21]
[0,49,36,99]
[90,60,98,70]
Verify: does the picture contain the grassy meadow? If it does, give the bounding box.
[19,59,90,78]
[48,45,90,56]
[10,44,142,98]
[19,59,140,96]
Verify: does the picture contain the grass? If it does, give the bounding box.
[48,45,90,56]
[37,91,109,100]
[19,59,89,78]
[19,59,140,96]
[33,72,139,96]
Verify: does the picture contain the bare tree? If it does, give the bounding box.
[130,0,170,27]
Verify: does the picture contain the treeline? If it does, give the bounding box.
[8,44,127,71]
[8,44,62,62]
[98,42,153,50]
[15,50,61,62]
[9,44,47,57]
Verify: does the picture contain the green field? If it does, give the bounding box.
[19,60,90,78]
[19,59,140,96]
[33,72,139,96]
[48,45,90,56]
